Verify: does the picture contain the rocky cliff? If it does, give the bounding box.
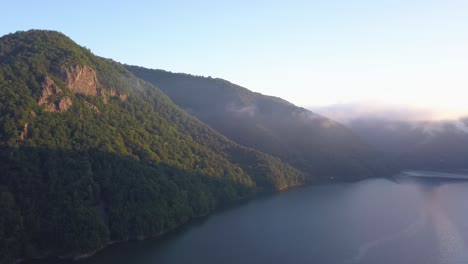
[60,65,100,96]
[38,75,72,112]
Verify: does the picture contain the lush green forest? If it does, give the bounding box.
[0,30,396,264]
[0,30,305,263]
[126,66,395,181]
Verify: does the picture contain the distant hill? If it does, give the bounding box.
[126,66,393,181]
[0,30,304,262]
[347,118,468,170]
[312,103,468,170]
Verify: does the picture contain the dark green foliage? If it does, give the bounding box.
[0,148,108,258]
[126,66,395,181]
[0,188,23,264]
[0,30,305,262]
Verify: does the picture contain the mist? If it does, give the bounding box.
[309,101,468,124]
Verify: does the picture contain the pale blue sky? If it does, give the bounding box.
[3,1,468,115]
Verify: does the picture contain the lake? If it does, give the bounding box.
[36,172,468,264]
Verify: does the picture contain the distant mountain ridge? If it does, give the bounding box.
[347,118,468,170]
[312,103,468,170]
[126,66,393,181]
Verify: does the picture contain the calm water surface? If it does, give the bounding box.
[41,173,468,264]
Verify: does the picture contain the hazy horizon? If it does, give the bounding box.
[310,101,468,122]
[3,1,468,118]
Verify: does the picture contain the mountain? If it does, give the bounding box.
[126,66,393,181]
[347,118,468,170]
[312,103,468,170]
[0,30,305,263]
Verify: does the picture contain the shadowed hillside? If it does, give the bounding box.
[126,66,394,181]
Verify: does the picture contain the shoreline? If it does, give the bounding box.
[18,177,371,263]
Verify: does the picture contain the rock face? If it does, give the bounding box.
[39,65,127,112]
[60,65,100,96]
[38,76,60,106]
[38,76,72,112]
[104,88,128,102]
[119,94,128,101]
[57,96,73,112]
[84,101,99,112]
[19,122,28,141]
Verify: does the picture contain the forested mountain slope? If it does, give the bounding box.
[126,66,393,180]
[0,30,303,263]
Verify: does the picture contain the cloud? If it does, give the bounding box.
[320,119,339,128]
[225,103,257,117]
[292,111,323,121]
[454,120,468,133]
[310,101,468,123]
[291,110,340,128]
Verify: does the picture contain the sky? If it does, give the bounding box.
[2,0,468,117]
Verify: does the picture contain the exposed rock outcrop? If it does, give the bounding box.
[108,88,118,97]
[119,94,128,101]
[38,76,60,105]
[59,65,128,102]
[60,65,100,96]
[38,76,72,112]
[84,101,99,112]
[57,96,73,112]
[20,122,28,141]
[102,88,128,103]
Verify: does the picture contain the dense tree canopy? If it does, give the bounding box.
[126,66,394,181]
[0,30,304,263]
